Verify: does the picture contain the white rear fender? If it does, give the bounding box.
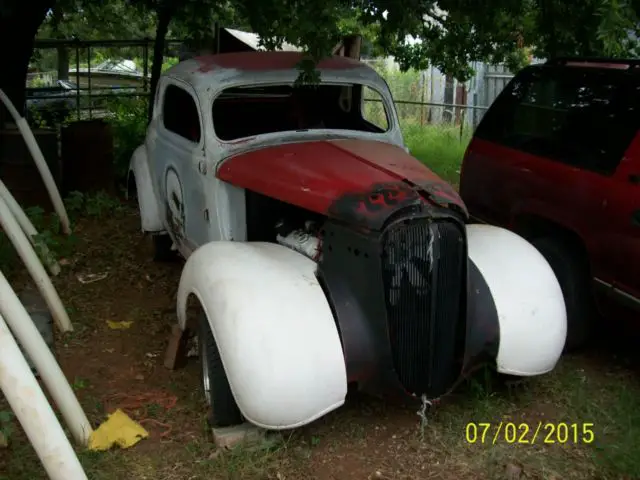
[177,241,347,430]
[128,146,163,232]
[466,224,567,376]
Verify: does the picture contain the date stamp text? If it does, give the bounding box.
[465,422,595,445]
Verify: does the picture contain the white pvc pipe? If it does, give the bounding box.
[0,195,72,332]
[0,313,87,480]
[0,269,92,446]
[0,88,71,235]
[0,178,61,276]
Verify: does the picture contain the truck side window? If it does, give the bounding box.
[162,84,201,143]
[476,66,639,176]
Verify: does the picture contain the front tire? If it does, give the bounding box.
[530,236,595,351]
[198,313,243,428]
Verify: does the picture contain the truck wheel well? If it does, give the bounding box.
[513,214,591,272]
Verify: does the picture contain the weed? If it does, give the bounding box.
[64,190,124,221]
[103,97,148,181]
[0,411,14,445]
[72,376,89,391]
[63,191,86,217]
[0,190,126,272]
[403,123,472,186]
[86,192,124,217]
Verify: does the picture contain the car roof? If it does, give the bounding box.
[163,51,382,92]
[194,51,366,72]
[542,57,640,71]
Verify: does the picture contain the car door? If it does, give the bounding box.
[153,79,207,254]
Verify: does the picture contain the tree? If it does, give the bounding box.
[239,0,638,80]
[34,0,156,79]
[0,0,155,123]
[0,0,52,124]
[127,0,255,121]
[1,0,638,123]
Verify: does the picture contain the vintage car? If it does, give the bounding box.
[128,51,567,430]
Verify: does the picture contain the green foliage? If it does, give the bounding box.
[238,0,637,80]
[529,0,639,58]
[103,96,149,180]
[23,205,79,262]
[0,191,125,272]
[0,410,14,445]
[26,76,48,88]
[403,124,471,186]
[85,191,126,217]
[377,0,638,79]
[44,0,156,40]
[239,0,345,83]
[63,190,124,219]
[0,204,78,272]
[30,0,156,73]
[26,0,639,87]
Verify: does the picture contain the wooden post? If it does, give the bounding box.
[214,22,220,54]
[341,35,362,59]
[164,324,189,370]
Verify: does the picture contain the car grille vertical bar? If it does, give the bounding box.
[381,218,465,397]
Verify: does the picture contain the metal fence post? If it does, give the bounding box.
[142,39,149,92]
[74,39,80,119]
[87,46,92,119]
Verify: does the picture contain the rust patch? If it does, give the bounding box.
[194,55,219,73]
[417,179,469,218]
[328,182,424,231]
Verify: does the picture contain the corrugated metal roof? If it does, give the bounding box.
[224,28,302,52]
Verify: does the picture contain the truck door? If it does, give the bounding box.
[604,131,640,311]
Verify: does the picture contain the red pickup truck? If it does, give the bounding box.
[459,57,640,350]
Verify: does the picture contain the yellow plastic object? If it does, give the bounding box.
[106,320,133,330]
[88,409,149,451]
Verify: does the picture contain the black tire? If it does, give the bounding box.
[530,236,596,351]
[198,313,243,428]
[152,234,178,262]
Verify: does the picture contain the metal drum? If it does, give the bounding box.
[0,126,61,211]
[61,119,114,196]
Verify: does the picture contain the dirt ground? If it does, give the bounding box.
[1,201,639,480]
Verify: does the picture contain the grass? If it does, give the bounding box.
[400,123,640,478]
[402,123,473,186]
[1,124,640,480]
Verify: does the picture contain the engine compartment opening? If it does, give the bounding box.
[245,189,327,261]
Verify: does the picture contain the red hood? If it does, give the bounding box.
[217,138,467,230]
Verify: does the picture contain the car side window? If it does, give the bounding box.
[361,86,389,131]
[162,84,201,143]
[476,67,639,176]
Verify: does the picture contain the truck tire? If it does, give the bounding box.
[530,236,595,351]
[198,313,243,428]
[152,234,178,262]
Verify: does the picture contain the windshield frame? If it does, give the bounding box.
[209,80,398,144]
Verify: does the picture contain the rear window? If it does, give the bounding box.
[475,65,640,175]
[211,83,390,141]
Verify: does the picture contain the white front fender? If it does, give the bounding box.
[128,145,163,233]
[177,241,347,430]
[466,224,567,376]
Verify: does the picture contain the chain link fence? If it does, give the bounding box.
[364,96,486,144]
[27,40,500,144]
